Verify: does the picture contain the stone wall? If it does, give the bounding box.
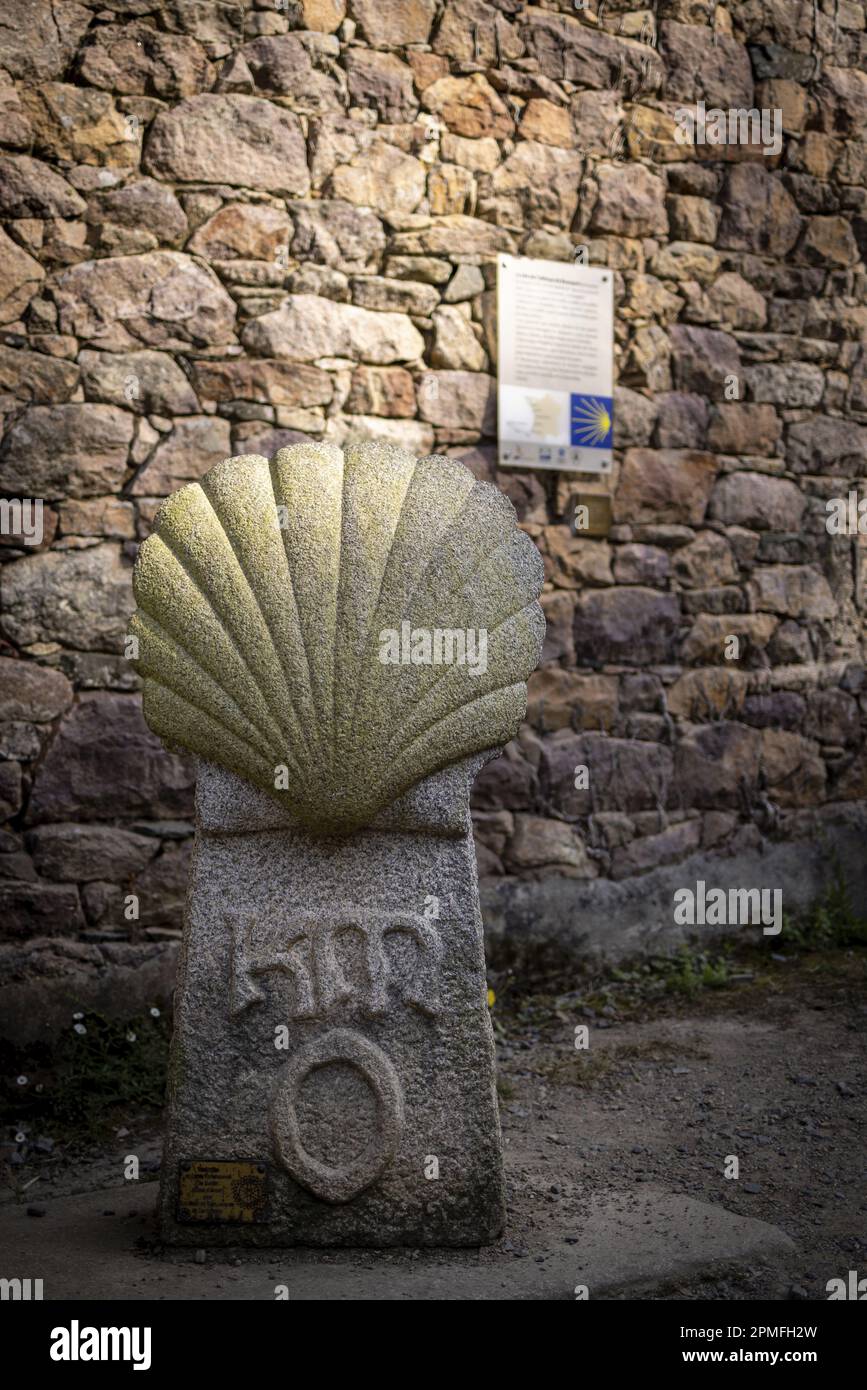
[1,0,867,1025]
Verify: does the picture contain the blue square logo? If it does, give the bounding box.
[570,394,613,449]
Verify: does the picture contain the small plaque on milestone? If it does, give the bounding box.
[177,1160,269,1224]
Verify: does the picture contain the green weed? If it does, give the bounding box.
[2,1008,170,1142]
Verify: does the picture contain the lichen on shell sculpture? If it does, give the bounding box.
[130,441,545,836]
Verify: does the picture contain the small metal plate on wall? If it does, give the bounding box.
[177,1159,269,1223]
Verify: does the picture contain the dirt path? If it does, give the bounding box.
[4,947,864,1299]
[493,946,867,1298]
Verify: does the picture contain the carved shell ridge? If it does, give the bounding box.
[130,442,545,835]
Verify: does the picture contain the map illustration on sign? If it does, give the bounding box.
[497,256,614,473]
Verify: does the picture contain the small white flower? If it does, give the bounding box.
[16,1075,28,1086]
[126,1031,137,1043]
[15,1131,26,1144]
[73,1011,84,1021]
[149,1007,161,1018]
[74,1022,87,1035]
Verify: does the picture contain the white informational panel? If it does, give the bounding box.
[497,255,614,473]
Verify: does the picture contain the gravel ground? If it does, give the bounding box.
[3,945,865,1300]
[492,944,867,1298]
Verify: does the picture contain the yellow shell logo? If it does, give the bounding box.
[571,395,613,447]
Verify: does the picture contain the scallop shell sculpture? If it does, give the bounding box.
[130,441,545,836]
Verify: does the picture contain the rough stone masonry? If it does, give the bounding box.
[1,0,867,1034]
[131,441,544,1243]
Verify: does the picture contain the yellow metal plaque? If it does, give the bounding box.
[177,1160,269,1223]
